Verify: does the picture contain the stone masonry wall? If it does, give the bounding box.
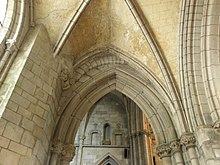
[71,93,130,165]
[0,25,61,165]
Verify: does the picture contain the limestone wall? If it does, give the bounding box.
[0,25,61,165]
[72,93,130,165]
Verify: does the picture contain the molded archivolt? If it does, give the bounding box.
[52,47,186,150]
[201,0,220,125]
[179,0,220,129]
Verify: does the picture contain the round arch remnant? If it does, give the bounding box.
[50,47,186,164]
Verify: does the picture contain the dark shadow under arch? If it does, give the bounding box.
[97,154,120,165]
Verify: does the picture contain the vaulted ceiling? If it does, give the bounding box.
[35,0,180,83]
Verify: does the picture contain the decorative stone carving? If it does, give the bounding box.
[61,144,75,162]
[51,141,75,162]
[170,140,181,154]
[59,68,74,90]
[5,39,18,52]
[50,141,64,154]
[156,144,171,158]
[213,120,220,129]
[180,133,196,149]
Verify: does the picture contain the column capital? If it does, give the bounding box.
[170,140,181,154]
[213,120,220,129]
[50,141,64,154]
[180,133,196,149]
[6,39,18,52]
[61,144,75,162]
[156,143,171,159]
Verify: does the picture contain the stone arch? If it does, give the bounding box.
[179,0,220,129]
[97,153,120,165]
[0,0,34,86]
[50,48,186,164]
[201,0,220,126]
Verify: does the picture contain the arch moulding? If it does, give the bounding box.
[50,47,187,164]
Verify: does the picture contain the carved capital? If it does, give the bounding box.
[6,39,18,52]
[170,140,181,154]
[180,133,196,149]
[59,68,74,90]
[61,144,75,162]
[213,120,220,129]
[50,141,64,154]
[156,144,171,159]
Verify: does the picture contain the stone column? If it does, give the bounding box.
[180,133,199,165]
[77,135,86,165]
[50,141,64,165]
[170,140,184,165]
[156,143,172,165]
[60,144,75,165]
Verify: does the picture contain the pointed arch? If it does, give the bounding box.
[52,47,187,147]
[53,0,186,135]
[97,153,120,165]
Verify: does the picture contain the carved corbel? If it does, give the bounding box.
[59,68,74,90]
[5,39,18,53]
[156,143,171,159]
[50,141,64,155]
[213,120,220,129]
[61,144,75,162]
[170,140,181,154]
[180,133,196,149]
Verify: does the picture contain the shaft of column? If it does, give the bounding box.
[180,133,199,165]
[170,140,184,165]
[156,143,172,165]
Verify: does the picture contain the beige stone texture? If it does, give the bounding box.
[0,149,20,165]
[35,0,82,45]
[1,0,220,164]
[61,0,163,80]
[136,0,180,83]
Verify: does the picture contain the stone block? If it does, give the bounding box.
[11,93,31,109]
[33,115,45,128]
[18,106,32,119]
[32,63,42,77]
[21,118,34,132]
[22,91,38,105]
[0,119,7,135]
[29,104,45,118]
[3,122,24,142]
[21,78,37,95]
[21,131,36,148]
[35,88,48,103]
[3,109,22,125]
[22,68,35,80]
[0,149,20,165]
[9,141,28,155]
[18,155,35,165]
[0,136,10,148]
[33,140,47,165]
[14,86,23,95]
[38,101,50,112]
[43,82,53,95]
[6,100,19,112]
[24,59,34,71]
[32,76,43,88]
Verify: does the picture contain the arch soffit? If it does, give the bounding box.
[54,48,181,145]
